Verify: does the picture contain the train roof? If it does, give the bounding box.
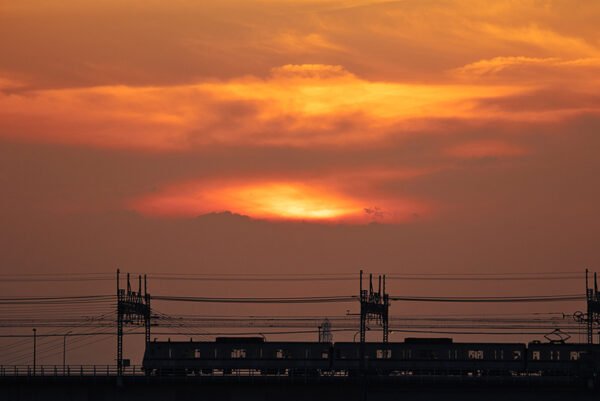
[216,336,264,343]
[147,339,578,347]
[334,341,525,346]
[148,340,331,345]
[527,341,598,347]
[404,337,452,344]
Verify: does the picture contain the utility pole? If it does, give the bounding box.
[117,269,123,375]
[32,328,37,376]
[63,331,72,374]
[585,269,600,344]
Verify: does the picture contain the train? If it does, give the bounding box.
[142,337,600,378]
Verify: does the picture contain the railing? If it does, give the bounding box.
[0,365,145,377]
[0,365,585,382]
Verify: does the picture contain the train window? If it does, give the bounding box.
[570,351,580,360]
[276,349,284,359]
[168,348,172,359]
[512,350,521,360]
[550,351,560,361]
[419,350,436,359]
[231,349,246,359]
[376,349,392,359]
[532,351,540,360]
[468,350,484,360]
[321,351,329,359]
[194,349,201,359]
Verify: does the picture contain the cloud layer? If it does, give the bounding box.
[1,0,600,223]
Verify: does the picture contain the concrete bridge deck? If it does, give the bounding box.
[1,375,598,401]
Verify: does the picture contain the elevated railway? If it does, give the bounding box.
[2,269,600,399]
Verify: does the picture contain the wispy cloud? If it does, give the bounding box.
[0,64,537,151]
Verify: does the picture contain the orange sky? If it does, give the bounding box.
[0,0,598,254]
[2,1,600,223]
[1,0,600,363]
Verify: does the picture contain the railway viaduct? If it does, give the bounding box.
[1,376,599,401]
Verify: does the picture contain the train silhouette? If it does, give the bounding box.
[142,337,600,377]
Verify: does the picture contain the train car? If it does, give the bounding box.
[332,339,525,376]
[142,339,216,375]
[142,337,599,378]
[525,342,600,376]
[447,341,525,375]
[260,341,332,375]
[142,337,332,376]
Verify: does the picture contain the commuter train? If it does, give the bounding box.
[142,337,600,378]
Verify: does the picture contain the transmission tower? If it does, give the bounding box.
[116,269,151,375]
[359,270,390,343]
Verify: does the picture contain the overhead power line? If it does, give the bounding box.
[150,294,584,304]
[0,270,586,282]
[389,295,584,303]
[0,295,113,301]
[0,292,584,308]
[151,295,357,304]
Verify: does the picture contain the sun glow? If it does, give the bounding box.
[130,180,427,223]
[131,181,362,221]
[219,183,361,220]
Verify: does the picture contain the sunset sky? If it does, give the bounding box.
[1,0,600,363]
